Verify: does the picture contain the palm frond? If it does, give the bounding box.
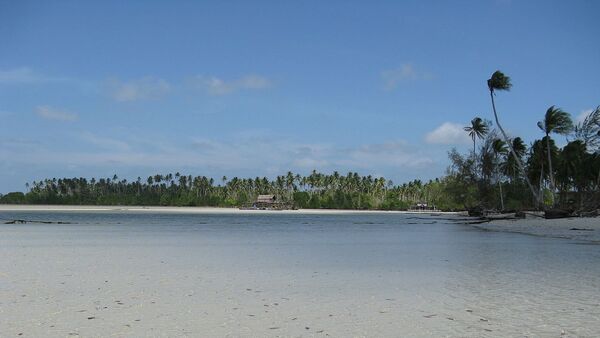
[575,106,600,151]
[487,71,512,92]
[543,105,573,135]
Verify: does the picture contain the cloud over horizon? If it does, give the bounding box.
[425,122,471,145]
[0,132,437,186]
[575,108,595,125]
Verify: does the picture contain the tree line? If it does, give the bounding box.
[1,71,598,212]
[0,171,462,210]
[446,71,600,212]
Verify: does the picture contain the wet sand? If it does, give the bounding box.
[476,216,600,242]
[1,210,599,337]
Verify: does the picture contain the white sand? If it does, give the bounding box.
[1,210,599,337]
[473,216,600,242]
[0,204,464,215]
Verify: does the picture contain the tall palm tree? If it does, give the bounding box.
[464,117,489,155]
[487,70,540,206]
[537,106,574,205]
[492,138,508,210]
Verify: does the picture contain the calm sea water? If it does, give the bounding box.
[1,211,599,337]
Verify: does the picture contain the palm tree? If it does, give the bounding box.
[537,106,574,205]
[503,137,527,181]
[464,117,489,155]
[487,70,540,206]
[574,106,600,151]
[492,138,508,210]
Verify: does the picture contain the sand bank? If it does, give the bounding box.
[471,216,600,242]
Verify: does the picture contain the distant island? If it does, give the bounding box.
[2,72,598,214]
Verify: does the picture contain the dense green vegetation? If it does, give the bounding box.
[448,71,600,211]
[0,171,461,210]
[1,71,598,211]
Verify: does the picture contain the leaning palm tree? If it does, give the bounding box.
[487,70,541,206]
[537,106,574,205]
[464,117,489,155]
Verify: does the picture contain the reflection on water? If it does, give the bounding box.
[1,211,599,336]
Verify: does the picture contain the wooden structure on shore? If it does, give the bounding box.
[239,194,295,210]
[408,202,439,212]
[255,194,277,208]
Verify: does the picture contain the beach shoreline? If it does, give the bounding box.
[470,216,600,242]
[0,204,466,215]
[2,204,599,242]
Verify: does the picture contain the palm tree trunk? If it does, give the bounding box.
[498,181,504,211]
[539,164,544,202]
[490,91,541,207]
[545,134,556,206]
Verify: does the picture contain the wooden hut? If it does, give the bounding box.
[254,194,277,208]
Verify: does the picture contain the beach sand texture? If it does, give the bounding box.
[1,208,599,337]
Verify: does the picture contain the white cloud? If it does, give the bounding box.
[108,77,171,102]
[425,122,471,145]
[575,108,593,124]
[2,133,435,182]
[381,63,432,90]
[192,74,271,95]
[35,106,78,121]
[0,67,68,85]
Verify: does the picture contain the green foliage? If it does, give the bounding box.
[8,171,461,211]
[487,70,512,92]
[575,106,600,151]
[538,106,574,136]
[0,192,26,204]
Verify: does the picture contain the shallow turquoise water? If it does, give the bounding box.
[1,211,599,336]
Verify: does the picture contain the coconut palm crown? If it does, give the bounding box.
[487,70,512,93]
[537,106,574,136]
[537,106,573,205]
[464,117,489,155]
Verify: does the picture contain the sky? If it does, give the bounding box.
[1,0,599,192]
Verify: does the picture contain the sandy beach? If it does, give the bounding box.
[1,208,599,337]
[0,204,464,215]
[471,216,600,242]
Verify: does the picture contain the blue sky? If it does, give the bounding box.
[1,0,599,192]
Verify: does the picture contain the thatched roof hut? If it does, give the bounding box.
[256,195,276,204]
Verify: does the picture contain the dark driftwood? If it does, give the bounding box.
[468,207,485,217]
[544,209,572,219]
[3,219,71,224]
